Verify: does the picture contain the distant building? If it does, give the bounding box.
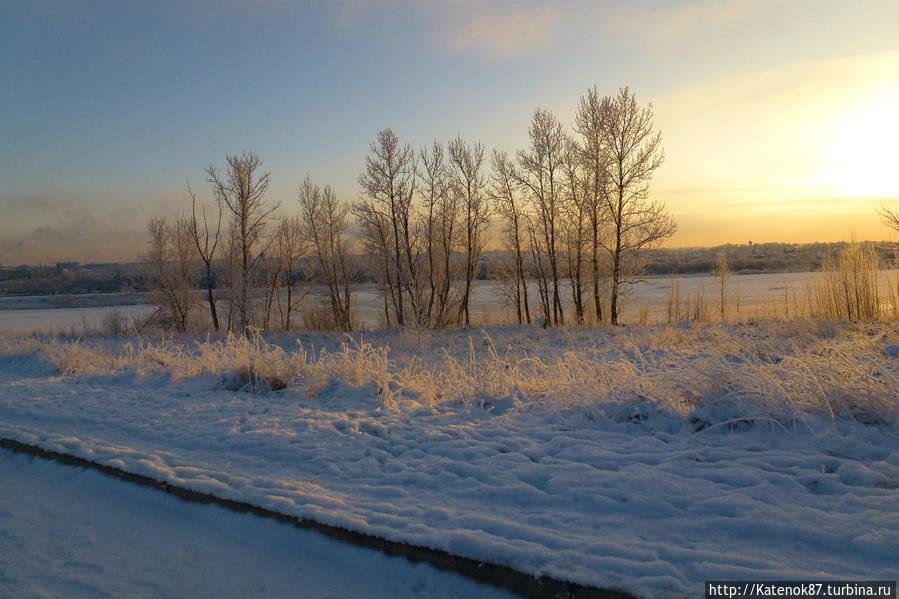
[82,263,118,274]
[0,266,7,281]
[55,262,79,276]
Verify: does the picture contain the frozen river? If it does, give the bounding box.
[0,304,156,335]
[1,270,895,334]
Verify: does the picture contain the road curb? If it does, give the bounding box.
[1,437,637,599]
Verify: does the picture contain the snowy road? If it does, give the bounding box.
[0,450,520,599]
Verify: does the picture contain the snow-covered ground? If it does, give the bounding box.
[1,321,897,598]
[0,450,519,599]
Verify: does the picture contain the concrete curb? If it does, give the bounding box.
[1,437,638,599]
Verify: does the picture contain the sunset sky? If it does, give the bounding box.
[2,0,898,264]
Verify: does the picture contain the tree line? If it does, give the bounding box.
[146,86,675,333]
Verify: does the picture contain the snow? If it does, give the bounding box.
[0,450,519,599]
[1,322,897,598]
[0,304,154,334]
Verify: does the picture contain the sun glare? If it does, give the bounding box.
[807,84,899,198]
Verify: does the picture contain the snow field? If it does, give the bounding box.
[1,320,897,597]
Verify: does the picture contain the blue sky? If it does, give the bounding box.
[2,0,898,263]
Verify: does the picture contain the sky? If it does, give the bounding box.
[1,0,898,264]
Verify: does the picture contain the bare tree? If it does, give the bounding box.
[146,217,197,332]
[574,86,611,323]
[525,214,551,322]
[561,138,589,324]
[221,223,241,333]
[436,153,464,327]
[418,141,461,327]
[448,135,490,327]
[354,196,396,328]
[713,252,730,322]
[206,151,277,333]
[877,205,899,237]
[187,183,222,331]
[490,149,531,324]
[356,129,416,327]
[516,109,566,326]
[601,88,676,325]
[273,216,307,331]
[146,218,171,323]
[417,142,441,327]
[260,225,285,331]
[299,176,353,331]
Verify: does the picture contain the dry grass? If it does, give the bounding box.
[4,318,897,431]
[808,242,881,320]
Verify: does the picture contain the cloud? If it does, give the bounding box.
[1,192,81,214]
[614,0,899,70]
[621,0,777,42]
[331,0,565,58]
[0,186,191,265]
[450,5,563,57]
[0,206,148,265]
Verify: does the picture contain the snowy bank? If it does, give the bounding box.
[1,322,897,598]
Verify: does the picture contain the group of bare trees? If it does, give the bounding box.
[353,131,491,328]
[146,85,675,333]
[350,86,673,329]
[486,86,675,326]
[145,151,353,334]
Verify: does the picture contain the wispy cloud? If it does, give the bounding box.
[620,0,777,42]
[332,0,565,58]
[0,207,146,265]
[0,189,190,264]
[449,5,563,57]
